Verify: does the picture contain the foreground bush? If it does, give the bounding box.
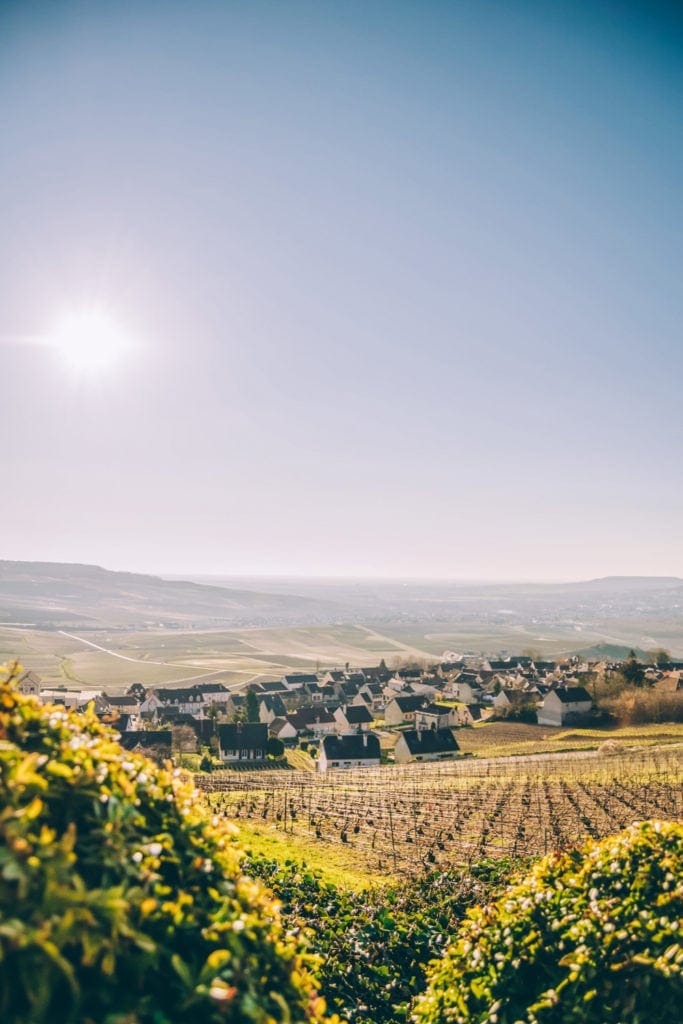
[414,820,683,1024]
[247,854,520,1024]
[0,666,326,1024]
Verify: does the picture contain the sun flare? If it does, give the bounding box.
[47,309,133,376]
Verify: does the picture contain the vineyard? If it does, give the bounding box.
[199,748,683,876]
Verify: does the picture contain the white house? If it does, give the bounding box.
[288,707,337,738]
[414,703,460,732]
[394,728,460,764]
[444,679,484,704]
[333,704,374,733]
[268,717,298,743]
[217,723,268,762]
[140,688,207,717]
[318,732,381,772]
[384,695,427,725]
[18,671,41,697]
[537,687,592,727]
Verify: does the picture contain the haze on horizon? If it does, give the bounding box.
[1,1,681,582]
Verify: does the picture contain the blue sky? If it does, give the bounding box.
[1,1,681,579]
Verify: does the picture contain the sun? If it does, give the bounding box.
[47,309,133,376]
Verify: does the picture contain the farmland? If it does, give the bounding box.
[0,623,441,691]
[201,747,683,880]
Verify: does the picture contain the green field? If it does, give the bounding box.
[0,622,430,691]
[4,613,683,693]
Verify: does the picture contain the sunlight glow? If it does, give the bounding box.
[47,309,133,376]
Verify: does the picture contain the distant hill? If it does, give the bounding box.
[573,642,652,662]
[566,576,683,593]
[0,561,340,629]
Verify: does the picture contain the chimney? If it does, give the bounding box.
[363,732,368,747]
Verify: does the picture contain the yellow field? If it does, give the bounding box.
[455,721,683,759]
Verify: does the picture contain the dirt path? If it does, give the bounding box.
[355,624,435,662]
[57,631,259,690]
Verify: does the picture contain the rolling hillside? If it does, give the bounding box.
[0,561,341,629]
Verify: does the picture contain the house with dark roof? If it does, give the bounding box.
[338,680,361,700]
[258,695,288,723]
[360,666,393,684]
[359,681,384,707]
[217,723,268,762]
[493,688,538,713]
[119,729,172,758]
[414,703,460,732]
[333,703,374,732]
[102,693,141,714]
[282,673,319,690]
[268,717,298,743]
[224,694,245,717]
[384,694,428,725]
[140,688,207,716]
[258,680,289,694]
[537,686,593,727]
[444,678,484,704]
[318,732,381,772]
[310,684,336,705]
[192,681,234,706]
[287,707,337,738]
[192,682,228,694]
[394,728,460,764]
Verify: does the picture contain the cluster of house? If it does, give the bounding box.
[16,654,683,771]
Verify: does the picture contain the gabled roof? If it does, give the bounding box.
[399,728,459,755]
[419,703,454,716]
[19,670,42,686]
[289,707,336,727]
[192,682,228,693]
[360,667,393,682]
[119,729,172,751]
[553,686,592,703]
[217,723,268,750]
[283,673,319,685]
[269,717,295,736]
[260,695,287,716]
[362,682,383,695]
[321,733,380,760]
[155,687,205,704]
[392,695,428,712]
[340,704,374,724]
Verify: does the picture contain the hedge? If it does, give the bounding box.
[247,854,520,1024]
[0,665,328,1024]
[414,820,683,1024]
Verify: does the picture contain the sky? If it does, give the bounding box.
[1,0,681,581]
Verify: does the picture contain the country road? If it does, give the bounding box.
[355,624,436,662]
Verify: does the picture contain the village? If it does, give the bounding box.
[16,652,683,772]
